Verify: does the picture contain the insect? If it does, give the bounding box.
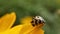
[31,16,45,27]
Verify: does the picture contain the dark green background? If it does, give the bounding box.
[0,0,60,34]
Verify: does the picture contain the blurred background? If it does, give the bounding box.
[0,0,60,34]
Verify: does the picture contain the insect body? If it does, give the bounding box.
[31,16,45,27]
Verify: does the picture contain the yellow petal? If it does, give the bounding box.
[20,16,32,25]
[0,25,23,34]
[24,28,44,34]
[20,16,34,34]
[19,25,33,34]
[0,25,33,34]
[0,12,16,32]
[0,25,32,34]
[20,16,34,33]
[7,25,23,34]
[12,25,44,34]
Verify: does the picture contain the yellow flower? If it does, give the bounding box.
[0,12,44,34]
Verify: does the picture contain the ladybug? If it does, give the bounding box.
[31,16,45,27]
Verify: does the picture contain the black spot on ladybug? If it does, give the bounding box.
[35,19,38,25]
[39,20,41,24]
[31,21,34,23]
[32,24,35,26]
